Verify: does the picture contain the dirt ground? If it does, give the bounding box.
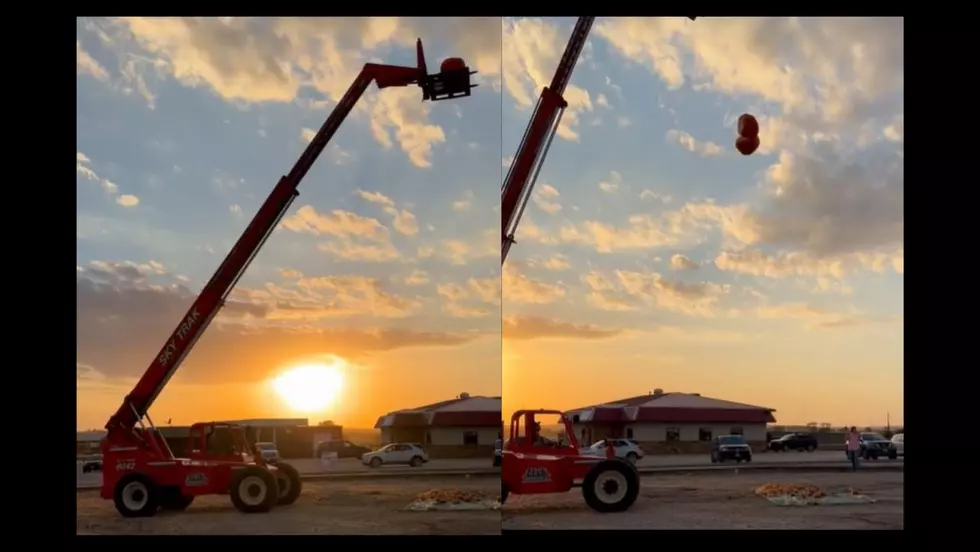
[502,470,903,530]
[77,476,500,535]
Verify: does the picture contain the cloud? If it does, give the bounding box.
[403,269,430,285]
[504,264,566,304]
[670,254,699,271]
[77,40,109,81]
[665,129,724,157]
[106,17,501,168]
[598,171,622,193]
[502,18,593,141]
[503,316,623,341]
[584,270,730,317]
[77,151,140,207]
[116,194,140,207]
[76,260,477,383]
[354,189,419,237]
[532,183,562,214]
[281,205,404,262]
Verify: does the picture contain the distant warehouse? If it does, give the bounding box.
[375,393,501,458]
[566,389,776,453]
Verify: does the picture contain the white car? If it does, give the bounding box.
[581,439,645,463]
[889,433,904,457]
[255,442,281,463]
[361,443,429,468]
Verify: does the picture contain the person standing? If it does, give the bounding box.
[845,426,861,471]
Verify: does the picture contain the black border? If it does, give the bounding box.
[59,12,941,539]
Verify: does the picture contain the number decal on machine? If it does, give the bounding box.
[522,467,551,483]
[185,473,208,487]
[116,460,135,471]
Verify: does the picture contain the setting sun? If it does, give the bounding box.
[272,363,345,413]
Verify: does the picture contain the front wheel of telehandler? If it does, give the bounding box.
[230,466,279,514]
[114,474,160,518]
[274,462,303,506]
[582,460,640,513]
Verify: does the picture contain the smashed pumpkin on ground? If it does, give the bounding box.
[755,484,873,506]
[416,489,492,504]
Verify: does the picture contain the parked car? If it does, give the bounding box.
[316,440,371,459]
[849,432,893,460]
[768,432,818,452]
[581,438,645,463]
[711,434,753,463]
[361,443,429,468]
[81,455,102,473]
[493,439,502,467]
[888,433,904,459]
[254,442,281,463]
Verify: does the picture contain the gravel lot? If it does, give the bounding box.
[77,476,500,535]
[502,470,903,530]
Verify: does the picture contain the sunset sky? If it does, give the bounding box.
[76,17,502,430]
[77,17,903,432]
[501,17,903,428]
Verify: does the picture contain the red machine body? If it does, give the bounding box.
[501,409,640,512]
[99,40,477,518]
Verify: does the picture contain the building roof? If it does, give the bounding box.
[567,392,777,425]
[375,395,502,429]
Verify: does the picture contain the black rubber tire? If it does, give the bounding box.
[746,456,753,463]
[273,462,303,506]
[369,457,382,468]
[409,456,424,467]
[582,460,640,513]
[806,445,816,452]
[500,483,509,504]
[625,452,639,464]
[114,474,160,518]
[887,451,897,460]
[710,455,718,464]
[158,487,195,511]
[229,466,279,514]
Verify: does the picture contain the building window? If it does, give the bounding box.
[699,428,712,441]
[463,431,479,445]
[626,427,634,439]
[730,427,743,436]
[666,427,681,442]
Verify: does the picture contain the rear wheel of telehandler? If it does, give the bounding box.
[114,474,160,518]
[159,488,195,511]
[230,466,279,513]
[582,460,640,513]
[274,462,303,506]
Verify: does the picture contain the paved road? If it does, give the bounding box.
[77,451,900,488]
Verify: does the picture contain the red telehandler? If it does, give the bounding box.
[100,40,477,518]
[499,16,697,511]
[502,410,640,512]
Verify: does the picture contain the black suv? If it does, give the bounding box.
[710,434,753,463]
[855,432,893,460]
[316,440,371,459]
[768,432,818,452]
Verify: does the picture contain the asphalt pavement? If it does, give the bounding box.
[76,450,901,489]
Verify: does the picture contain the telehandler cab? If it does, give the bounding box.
[500,409,640,512]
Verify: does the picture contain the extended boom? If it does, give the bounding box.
[104,40,477,440]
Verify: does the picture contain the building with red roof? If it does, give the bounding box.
[566,389,776,453]
[374,393,501,458]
